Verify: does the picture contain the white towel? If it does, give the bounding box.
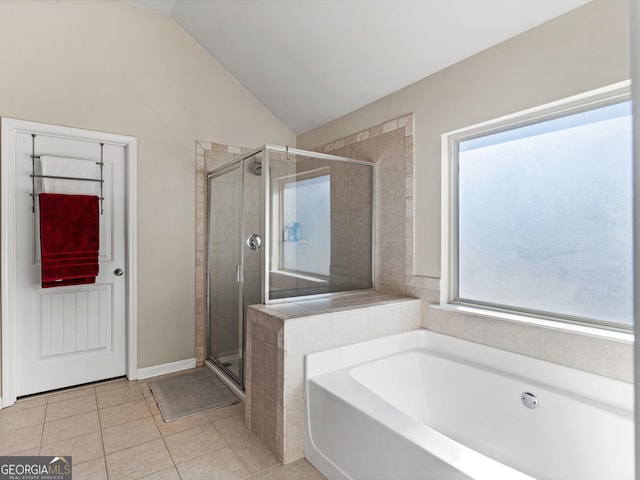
[39,155,99,195]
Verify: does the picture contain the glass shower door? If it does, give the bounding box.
[207,163,243,386]
[207,152,263,389]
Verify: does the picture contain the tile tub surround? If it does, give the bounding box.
[245,292,421,464]
[314,114,633,384]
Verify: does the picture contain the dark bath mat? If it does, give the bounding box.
[148,368,240,422]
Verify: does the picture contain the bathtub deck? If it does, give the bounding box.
[245,291,421,464]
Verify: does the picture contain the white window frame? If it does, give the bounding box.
[439,80,633,341]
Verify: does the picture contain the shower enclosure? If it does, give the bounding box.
[206,145,374,389]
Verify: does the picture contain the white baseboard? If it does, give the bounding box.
[137,358,196,380]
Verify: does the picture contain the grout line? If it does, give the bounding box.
[156,424,179,479]
[94,391,108,480]
[37,397,49,456]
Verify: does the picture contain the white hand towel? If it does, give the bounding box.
[39,155,99,195]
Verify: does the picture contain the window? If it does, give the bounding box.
[442,83,633,332]
[281,173,331,277]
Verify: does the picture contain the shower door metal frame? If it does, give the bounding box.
[261,144,376,305]
[206,159,249,389]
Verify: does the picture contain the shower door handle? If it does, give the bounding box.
[247,233,262,251]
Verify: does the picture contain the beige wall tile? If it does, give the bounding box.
[356,130,369,142]
[331,309,370,347]
[483,318,545,359]
[284,315,331,356]
[377,205,405,243]
[375,129,406,170]
[543,329,615,378]
[382,119,398,133]
[369,125,383,138]
[368,301,420,338]
[262,394,278,454]
[250,390,263,438]
[377,165,406,207]
[263,343,279,401]
[283,355,304,411]
[397,115,411,129]
[613,343,634,383]
[283,426,305,465]
[425,308,486,344]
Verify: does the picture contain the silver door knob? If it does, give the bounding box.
[114,268,124,276]
[246,233,262,251]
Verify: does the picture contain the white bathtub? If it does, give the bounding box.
[304,329,634,480]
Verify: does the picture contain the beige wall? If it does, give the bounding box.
[0,0,295,371]
[298,0,630,278]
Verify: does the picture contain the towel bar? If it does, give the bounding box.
[30,134,105,214]
[30,174,104,183]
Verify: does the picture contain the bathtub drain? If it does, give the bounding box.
[521,392,539,409]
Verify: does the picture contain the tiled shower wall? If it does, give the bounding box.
[315,114,439,301]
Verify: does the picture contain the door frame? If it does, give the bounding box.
[1,118,138,407]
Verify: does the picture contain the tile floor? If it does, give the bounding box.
[0,373,327,480]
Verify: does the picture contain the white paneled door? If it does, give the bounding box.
[2,120,133,399]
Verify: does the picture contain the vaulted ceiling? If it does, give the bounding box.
[131,0,591,134]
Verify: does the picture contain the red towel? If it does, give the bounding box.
[39,193,100,288]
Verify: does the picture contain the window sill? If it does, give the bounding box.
[430,303,634,345]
